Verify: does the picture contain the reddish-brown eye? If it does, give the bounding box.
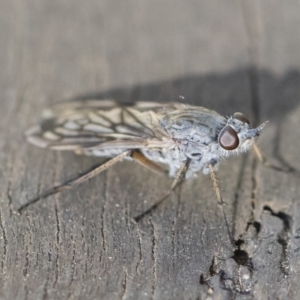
[233,112,250,124]
[219,126,239,150]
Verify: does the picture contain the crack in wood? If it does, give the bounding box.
[81,217,88,277]
[263,205,292,277]
[42,278,49,300]
[100,170,108,265]
[149,218,157,299]
[120,269,128,300]
[23,243,29,277]
[67,234,77,299]
[0,210,7,275]
[53,203,60,288]
[231,154,248,239]
[24,285,29,300]
[22,215,33,279]
[6,181,13,217]
[171,185,181,273]
[135,224,143,273]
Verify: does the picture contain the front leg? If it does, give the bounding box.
[134,160,190,222]
[209,164,234,246]
[252,143,292,172]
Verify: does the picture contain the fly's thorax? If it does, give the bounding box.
[161,107,225,137]
[160,108,227,176]
[162,108,227,148]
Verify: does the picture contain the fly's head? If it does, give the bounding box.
[218,112,268,157]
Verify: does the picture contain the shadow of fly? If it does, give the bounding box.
[20,100,268,245]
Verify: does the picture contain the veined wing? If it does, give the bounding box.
[26,100,186,152]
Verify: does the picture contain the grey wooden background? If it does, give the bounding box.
[1,0,300,299]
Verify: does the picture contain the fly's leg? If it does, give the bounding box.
[252,143,292,172]
[134,159,190,222]
[17,150,131,214]
[209,164,235,246]
[131,150,166,175]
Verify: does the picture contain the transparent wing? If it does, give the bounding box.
[26,100,186,153]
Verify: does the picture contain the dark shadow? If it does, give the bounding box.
[67,67,300,123]
[62,67,300,173]
[40,67,300,295]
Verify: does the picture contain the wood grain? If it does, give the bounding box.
[1,0,300,299]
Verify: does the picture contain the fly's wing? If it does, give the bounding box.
[26,100,186,154]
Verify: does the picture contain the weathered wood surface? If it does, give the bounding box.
[1,0,300,299]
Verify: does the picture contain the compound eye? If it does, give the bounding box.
[219,126,239,150]
[233,112,250,124]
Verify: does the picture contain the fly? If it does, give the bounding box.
[19,100,269,244]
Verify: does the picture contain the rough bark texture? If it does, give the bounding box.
[1,1,300,299]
